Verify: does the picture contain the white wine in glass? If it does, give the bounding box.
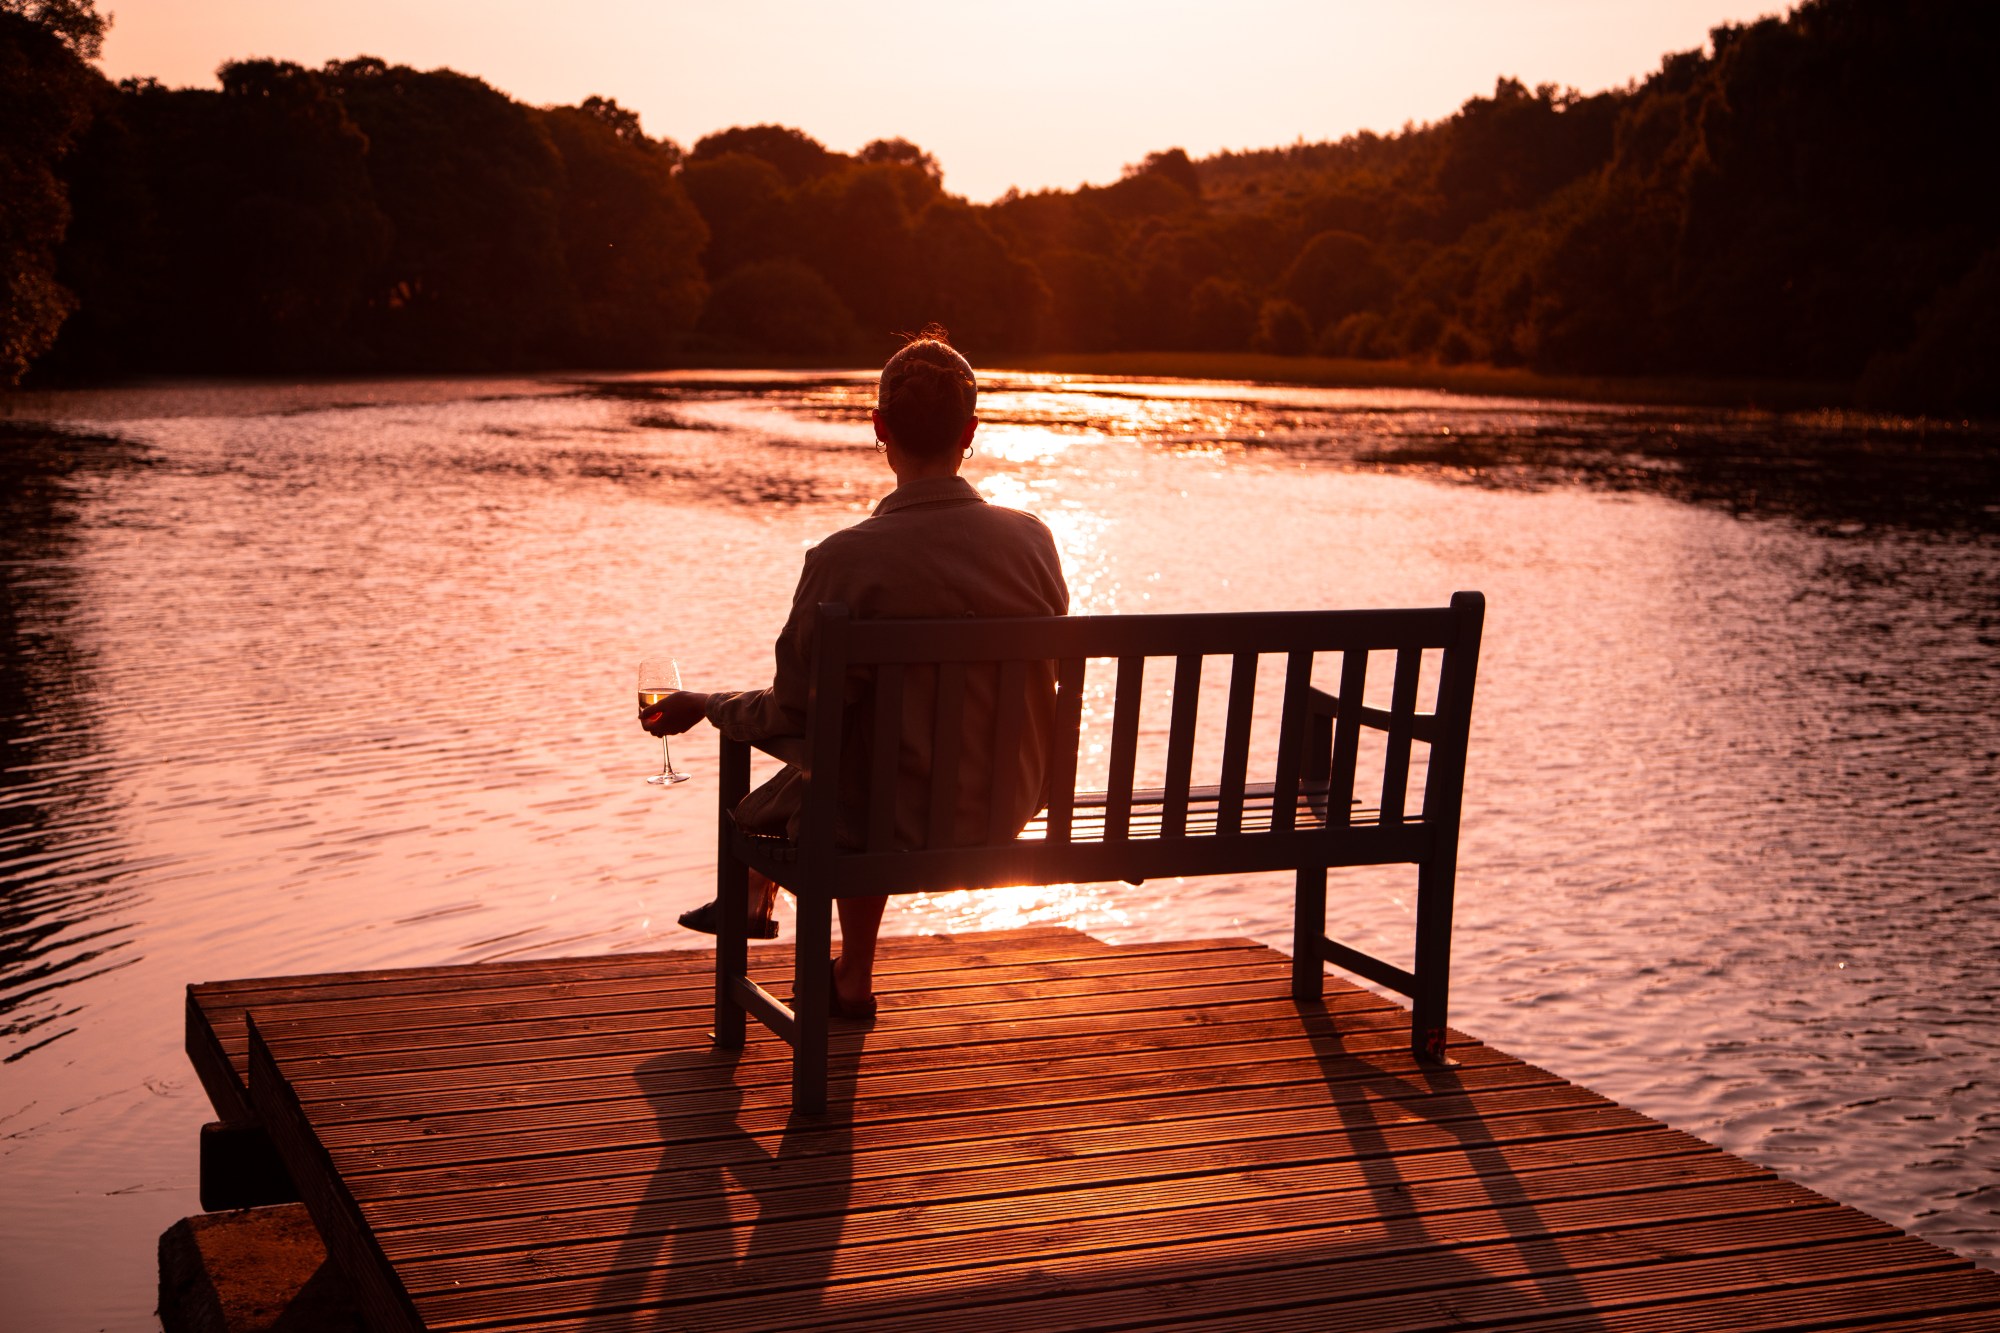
[638,657,690,785]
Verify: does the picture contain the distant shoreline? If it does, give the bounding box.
[610,350,1857,414]
[4,354,1865,420]
[998,352,1855,415]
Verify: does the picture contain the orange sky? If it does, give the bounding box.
[96,0,1788,202]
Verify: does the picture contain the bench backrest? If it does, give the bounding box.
[791,592,1484,896]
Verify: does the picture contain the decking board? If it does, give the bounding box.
[193,927,2000,1332]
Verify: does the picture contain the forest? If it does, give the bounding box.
[4,0,1996,412]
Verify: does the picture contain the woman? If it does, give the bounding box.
[642,327,1069,1018]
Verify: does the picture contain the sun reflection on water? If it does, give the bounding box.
[970,420,1073,465]
[892,882,1132,936]
[975,470,1116,616]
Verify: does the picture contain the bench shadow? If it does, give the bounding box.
[583,1027,867,1330]
[1294,998,1610,1329]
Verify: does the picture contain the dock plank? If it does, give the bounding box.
[195,927,2000,1333]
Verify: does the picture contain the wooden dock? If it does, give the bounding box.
[185,926,2000,1332]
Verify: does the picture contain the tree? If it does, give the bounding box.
[696,258,856,355]
[1124,147,1202,199]
[1187,277,1255,351]
[327,59,572,368]
[1252,299,1311,356]
[213,61,390,366]
[793,161,935,336]
[679,151,793,277]
[857,137,941,187]
[576,95,681,165]
[690,124,845,187]
[909,199,1049,352]
[1280,229,1392,329]
[45,63,395,373]
[0,0,105,383]
[539,100,707,364]
[2,0,103,55]
[1858,244,2000,415]
[1424,77,1619,240]
[1034,249,1126,352]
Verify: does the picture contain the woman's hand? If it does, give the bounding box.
[640,691,710,736]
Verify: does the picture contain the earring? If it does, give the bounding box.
[874,441,886,453]
[962,445,974,459]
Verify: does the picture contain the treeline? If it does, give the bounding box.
[8,25,708,376]
[5,0,1997,411]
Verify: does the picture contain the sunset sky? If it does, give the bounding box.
[97,0,1787,202]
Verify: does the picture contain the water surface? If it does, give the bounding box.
[3,372,1996,1329]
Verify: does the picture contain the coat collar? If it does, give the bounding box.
[872,474,983,516]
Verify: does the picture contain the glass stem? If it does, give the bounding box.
[661,735,674,778]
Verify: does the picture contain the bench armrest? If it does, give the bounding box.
[1309,685,1439,745]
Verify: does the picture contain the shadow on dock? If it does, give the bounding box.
[589,1043,863,1328]
[1299,1003,1606,1331]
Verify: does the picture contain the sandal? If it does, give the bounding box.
[677,899,778,939]
[819,958,878,1023]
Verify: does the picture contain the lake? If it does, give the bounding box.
[2,371,1996,1329]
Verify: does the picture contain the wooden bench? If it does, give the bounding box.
[713,592,1486,1114]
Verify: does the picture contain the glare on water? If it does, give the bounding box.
[1,371,1996,1329]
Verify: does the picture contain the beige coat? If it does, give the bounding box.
[706,476,1070,850]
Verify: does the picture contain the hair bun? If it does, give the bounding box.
[878,324,977,457]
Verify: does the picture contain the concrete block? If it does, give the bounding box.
[158,1204,364,1333]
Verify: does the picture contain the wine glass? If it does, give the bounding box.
[637,657,690,785]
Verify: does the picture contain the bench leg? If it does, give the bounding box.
[792,895,833,1116]
[1412,857,1456,1062]
[714,740,751,1049]
[713,843,748,1049]
[1291,864,1327,1001]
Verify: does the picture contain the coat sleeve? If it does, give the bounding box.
[704,544,827,744]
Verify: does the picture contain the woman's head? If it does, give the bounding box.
[876,325,976,458]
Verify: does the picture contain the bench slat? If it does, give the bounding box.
[1328,649,1368,828]
[1161,654,1204,837]
[1105,656,1144,841]
[1381,647,1421,825]
[1022,784,1354,844]
[799,605,851,852]
[819,822,1433,897]
[1305,687,1334,818]
[867,663,905,852]
[844,607,1459,663]
[927,661,968,849]
[1044,658,1086,845]
[987,660,1030,846]
[1270,652,1314,835]
[1216,653,1257,836]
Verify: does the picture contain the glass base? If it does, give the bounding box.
[646,771,691,785]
